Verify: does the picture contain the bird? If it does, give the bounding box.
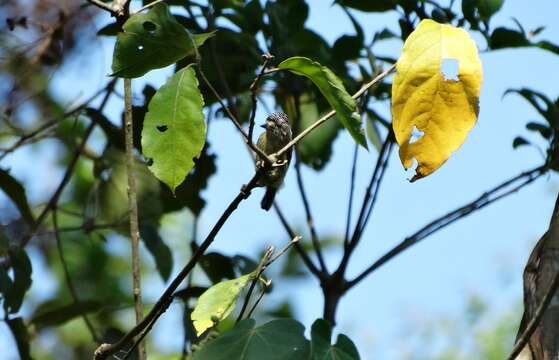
[255,112,292,211]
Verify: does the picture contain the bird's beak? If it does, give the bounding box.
[260,124,267,129]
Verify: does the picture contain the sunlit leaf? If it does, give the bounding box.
[142,65,206,193]
[310,319,360,360]
[192,319,310,360]
[111,3,214,78]
[191,273,254,336]
[391,19,483,181]
[278,57,367,148]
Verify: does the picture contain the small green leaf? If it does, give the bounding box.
[4,247,32,314]
[490,28,530,49]
[111,3,214,78]
[512,136,529,149]
[477,0,504,20]
[310,319,360,360]
[142,65,206,193]
[140,225,173,281]
[278,57,367,148]
[31,300,102,330]
[0,169,35,226]
[191,273,254,336]
[192,319,310,360]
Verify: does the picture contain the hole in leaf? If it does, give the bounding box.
[441,58,459,81]
[137,45,144,51]
[146,158,154,166]
[405,158,419,181]
[143,21,156,34]
[157,125,168,132]
[409,125,424,144]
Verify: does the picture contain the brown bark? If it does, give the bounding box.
[515,193,559,359]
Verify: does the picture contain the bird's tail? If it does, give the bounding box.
[261,187,277,211]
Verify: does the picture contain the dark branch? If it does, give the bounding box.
[347,164,548,289]
[93,171,263,360]
[248,53,274,143]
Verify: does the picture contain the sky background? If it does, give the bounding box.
[1,0,559,359]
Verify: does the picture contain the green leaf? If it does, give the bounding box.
[142,65,206,193]
[0,169,35,226]
[336,0,396,12]
[160,144,217,216]
[310,319,360,360]
[199,252,237,284]
[296,95,341,170]
[512,136,529,149]
[192,319,310,360]
[278,57,367,148]
[490,27,530,49]
[477,0,504,20]
[111,3,214,78]
[365,115,382,152]
[140,225,173,281]
[5,247,32,314]
[505,88,559,127]
[31,300,102,330]
[191,273,254,335]
[7,317,31,360]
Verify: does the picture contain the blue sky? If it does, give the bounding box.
[2,0,559,358]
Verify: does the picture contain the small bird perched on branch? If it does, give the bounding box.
[256,112,292,210]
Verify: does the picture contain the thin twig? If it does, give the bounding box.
[123,78,146,360]
[346,164,547,289]
[248,53,274,143]
[344,143,359,248]
[93,172,263,360]
[273,64,396,159]
[506,267,559,360]
[236,247,275,323]
[273,204,323,279]
[52,209,99,342]
[21,78,117,248]
[134,0,165,14]
[294,154,327,272]
[246,279,271,318]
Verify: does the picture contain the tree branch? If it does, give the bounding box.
[346,164,547,289]
[93,171,263,360]
[273,64,396,159]
[21,78,117,247]
[123,78,146,360]
[344,143,359,248]
[248,53,274,143]
[52,209,99,342]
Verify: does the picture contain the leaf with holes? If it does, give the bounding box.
[111,3,214,78]
[391,19,483,181]
[278,57,367,149]
[191,272,254,336]
[142,65,206,193]
[192,319,310,360]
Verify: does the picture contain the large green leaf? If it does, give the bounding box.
[295,95,341,170]
[31,300,102,330]
[140,225,173,281]
[278,57,367,148]
[0,169,35,226]
[191,273,254,336]
[310,319,360,360]
[111,3,214,78]
[142,65,206,193]
[192,319,310,360]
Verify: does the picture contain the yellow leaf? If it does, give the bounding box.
[391,19,483,181]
